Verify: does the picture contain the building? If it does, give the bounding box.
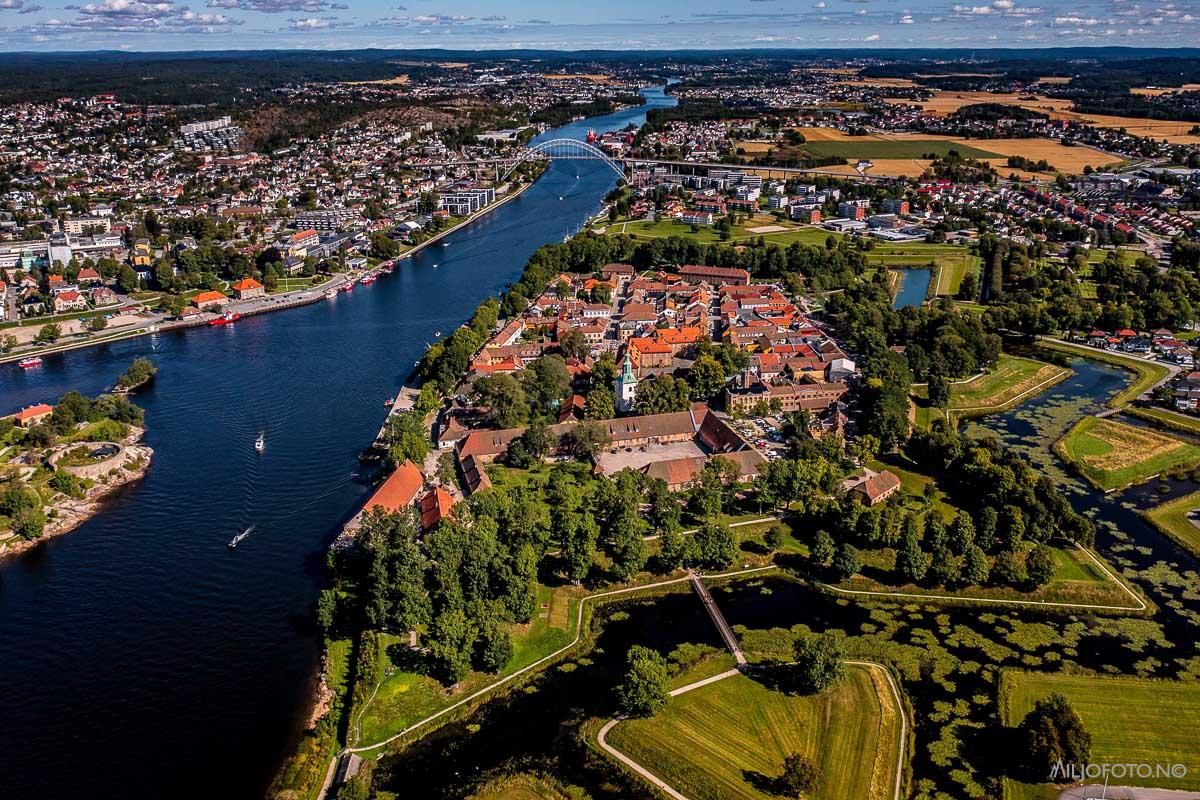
[13,403,53,427]
[192,290,229,310]
[628,337,673,373]
[881,198,910,215]
[837,199,871,220]
[419,487,456,531]
[679,264,751,286]
[231,278,265,300]
[844,469,902,506]
[724,378,848,414]
[615,353,638,413]
[356,459,425,521]
[52,290,87,313]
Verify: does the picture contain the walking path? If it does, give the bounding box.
[316,565,778,800]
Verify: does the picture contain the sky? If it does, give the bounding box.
[1,0,1199,52]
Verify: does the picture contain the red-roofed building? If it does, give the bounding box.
[419,487,456,531]
[358,459,425,521]
[232,278,265,300]
[13,403,53,427]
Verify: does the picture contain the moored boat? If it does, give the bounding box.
[324,287,337,299]
[208,312,241,326]
[360,273,376,285]
[18,356,43,368]
[339,282,354,293]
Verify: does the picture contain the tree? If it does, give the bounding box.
[614,645,670,717]
[370,231,401,259]
[117,264,140,294]
[811,530,836,567]
[316,589,337,634]
[1020,692,1092,777]
[559,329,590,361]
[991,548,1026,587]
[472,373,529,428]
[692,520,737,568]
[36,323,62,344]
[474,614,514,673]
[1026,543,1056,587]
[896,531,929,584]
[764,523,786,553]
[585,386,616,420]
[949,512,976,554]
[963,544,990,585]
[87,315,108,333]
[523,355,571,412]
[387,411,429,467]
[1,334,16,352]
[566,419,611,460]
[927,373,951,410]
[427,608,476,684]
[831,542,861,580]
[634,375,690,415]
[793,631,845,693]
[776,752,821,798]
[520,419,556,460]
[687,355,726,401]
[609,507,648,580]
[562,512,599,583]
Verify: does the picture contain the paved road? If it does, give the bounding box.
[1060,786,1200,800]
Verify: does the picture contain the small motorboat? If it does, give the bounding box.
[228,526,254,549]
[360,273,376,285]
[339,282,354,293]
[18,356,43,368]
[384,397,395,407]
[254,433,265,452]
[324,288,337,299]
[208,312,241,326]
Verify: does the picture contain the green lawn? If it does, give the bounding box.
[606,667,901,800]
[1000,671,1200,794]
[1036,340,1170,409]
[1142,489,1200,558]
[354,584,579,748]
[1054,416,1200,491]
[802,140,1000,160]
[868,456,960,521]
[913,355,1071,425]
[1125,405,1200,437]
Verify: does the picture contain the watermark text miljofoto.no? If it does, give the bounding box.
[1052,759,1189,782]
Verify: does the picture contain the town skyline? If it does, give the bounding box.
[2,0,1200,51]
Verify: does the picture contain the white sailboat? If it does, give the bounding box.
[254,433,265,452]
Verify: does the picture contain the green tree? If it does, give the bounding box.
[609,507,648,580]
[896,531,929,584]
[559,329,590,361]
[1,334,16,352]
[316,589,337,635]
[1026,543,1056,587]
[566,419,611,459]
[776,752,821,798]
[831,542,861,580]
[691,520,736,568]
[793,631,845,693]
[585,386,616,420]
[474,613,514,673]
[963,544,990,585]
[687,355,727,401]
[36,323,62,343]
[386,411,429,467]
[427,607,476,684]
[523,355,571,412]
[87,315,108,333]
[472,373,530,428]
[927,373,951,410]
[117,264,140,293]
[811,530,836,567]
[614,645,670,717]
[764,523,786,553]
[949,512,976,554]
[633,374,690,415]
[1020,692,1092,778]
[992,548,1027,587]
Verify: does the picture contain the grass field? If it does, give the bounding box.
[468,773,583,800]
[1142,490,1200,558]
[1000,671,1200,794]
[605,667,901,800]
[1055,416,1200,491]
[1036,340,1170,409]
[354,584,579,747]
[1125,405,1200,438]
[803,139,999,160]
[912,354,1070,425]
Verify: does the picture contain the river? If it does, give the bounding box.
[891,267,932,308]
[0,86,676,800]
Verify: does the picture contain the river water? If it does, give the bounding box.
[0,86,675,800]
[892,267,932,308]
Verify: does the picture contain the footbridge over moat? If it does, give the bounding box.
[688,569,748,666]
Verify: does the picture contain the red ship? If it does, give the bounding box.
[208,312,241,326]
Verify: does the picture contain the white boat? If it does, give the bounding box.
[228,526,254,549]
[324,288,337,299]
[254,433,265,452]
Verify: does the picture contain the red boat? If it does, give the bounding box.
[360,273,376,285]
[339,282,354,293]
[379,261,395,274]
[208,312,241,326]
[18,356,43,368]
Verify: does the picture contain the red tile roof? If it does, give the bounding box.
[362,459,424,515]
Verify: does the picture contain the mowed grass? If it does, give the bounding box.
[1125,405,1200,438]
[1055,416,1200,491]
[803,139,999,160]
[1036,340,1170,409]
[1001,671,1200,792]
[354,584,579,748]
[1142,489,1200,558]
[469,773,583,800]
[911,355,1069,425]
[606,667,901,800]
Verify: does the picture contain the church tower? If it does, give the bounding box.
[615,352,638,413]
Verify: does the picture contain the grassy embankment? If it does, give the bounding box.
[1054,416,1200,492]
[1124,405,1200,437]
[1000,670,1200,799]
[605,666,902,800]
[1142,490,1200,558]
[1036,339,1169,410]
[911,354,1070,427]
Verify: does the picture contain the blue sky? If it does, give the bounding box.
[1,0,1198,51]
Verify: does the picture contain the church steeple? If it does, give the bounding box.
[616,352,638,413]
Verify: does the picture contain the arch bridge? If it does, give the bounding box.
[499,138,628,183]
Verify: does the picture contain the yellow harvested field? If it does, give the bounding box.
[1131,84,1200,96]
[746,225,788,233]
[974,138,1121,173]
[734,140,777,153]
[797,126,956,142]
[1037,76,1074,85]
[349,75,409,86]
[822,159,933,178]
[887,90,1200,143]
[834,77,919,88]
[1080,420,1183,472]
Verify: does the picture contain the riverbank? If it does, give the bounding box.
[0,425,152,561]
[0,185,536,370]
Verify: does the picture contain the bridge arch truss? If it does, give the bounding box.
[499,137,627,183]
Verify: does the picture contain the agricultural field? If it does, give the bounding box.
[1054,417,1200,491]
[1000,671,1200,794]
[605,667,901,800]
[912,355,1071,424]
[802,139,1000,161]
[1142,489,1200,558]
